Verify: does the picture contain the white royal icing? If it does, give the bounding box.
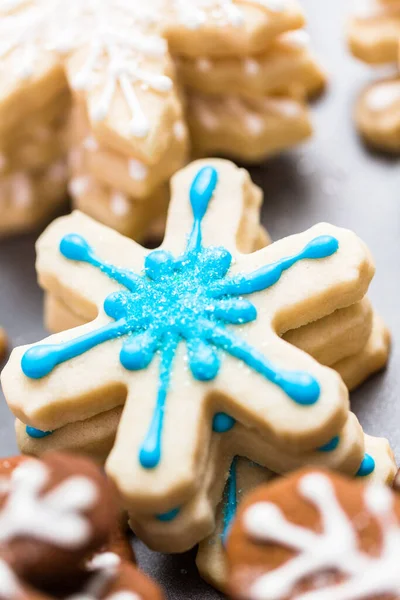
[87,552,121,572]
[83,136,100,152]
[1,0,173,137]
[11,173,33,208]
[365,81,400,112]
[173,120,187,141]
[47,160,68,182]
[282,29,310,49]
[0,560,21,599]
[108,593,142,600]
[172,0,286,29]
[244,58,261,76]
[196,57,212,72]
[128,159,149,182]
[0,154,8,173]
[110,192,131,217]
[0,460,98,549]
[69,176,91,198]
[244,473,400,600]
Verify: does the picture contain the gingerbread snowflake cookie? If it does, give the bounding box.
[2,159,374,516]
[0,452,163,600]
[227,467,400,600]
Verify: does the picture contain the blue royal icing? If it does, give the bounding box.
[156,507,181,522]
[222,457,238,545]
[356,453,376,477]
[22,166,339,469]
[318,436,340,453]
[25,426,53,439]
[213,412,236,433]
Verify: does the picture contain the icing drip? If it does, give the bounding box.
[0,461,98,548]
[21,166,338,469]
[223,457,238,544]
[172,0,287,29]
[244,473,396,600]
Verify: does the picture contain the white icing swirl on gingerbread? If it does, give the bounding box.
[0,460,98,549]
[244,473,400,600]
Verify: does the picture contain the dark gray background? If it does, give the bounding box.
[1,1,399,597]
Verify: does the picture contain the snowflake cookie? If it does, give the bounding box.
[165,0,305,56]
[2,159,375,514]
[0,452,163,600]
[227,465,400,600]
[0,0,178,161]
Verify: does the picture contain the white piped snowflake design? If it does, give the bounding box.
[244,473,400,600]
[172,0,287,29]
[0,460,98,549]
[0,0,173,137]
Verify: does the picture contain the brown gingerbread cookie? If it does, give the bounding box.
[227,467,400,599]
[0,453,163,600]
[0,452,117,589]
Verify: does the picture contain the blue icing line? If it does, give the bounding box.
[139,335,177,469]
[25,426,53,439]
[203,322,320,405]
[222,457,238,546]
[356,453,376,477]
[156,507,180,522]
[213,413,236,433]
[318,436,340,452]
[21,166,339,470]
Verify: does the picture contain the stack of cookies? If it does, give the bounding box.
[0,0,70,236]
[1,160,395,593]
[167,0,326,162]
[66,0,325,241]
[1,0,325,240]
[348,0,400,151]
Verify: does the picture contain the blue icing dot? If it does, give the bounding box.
[21,166,339,471]
[156,507,180,522]
[318,436,340,452]
[213,413,236,433]
[60,233,92,262]
[22,345,61,379]
[190,166,218,221]
[356,454,376,477]
[26,426,53,439]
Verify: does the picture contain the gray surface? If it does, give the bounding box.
[0,1,399,597]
